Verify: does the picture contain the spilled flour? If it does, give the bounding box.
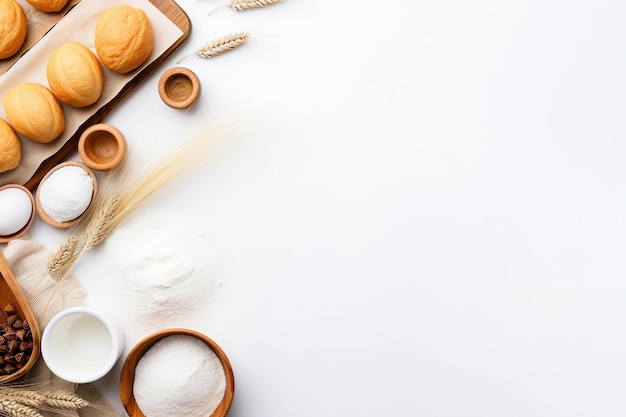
[92,209,226,336]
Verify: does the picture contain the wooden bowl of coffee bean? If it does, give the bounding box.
[0,252,40,383]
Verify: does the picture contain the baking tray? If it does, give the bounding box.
[0,0,191,190]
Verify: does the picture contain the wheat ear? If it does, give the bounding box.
[0,400,43,417]
[24,234,80,302]
[0,390,45,408]
[177,32,249,64]
[81,193,122,250]
[41,391,89,410]
[209,0,282,14]
[229,0,282,11]
[46,236,80,277]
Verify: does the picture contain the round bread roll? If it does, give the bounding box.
[25,0,68,12]
[95,5,154,74]
[47,42,104,108]
[3,82,65,144]
[0,118,21,173]
[0,0,27,59]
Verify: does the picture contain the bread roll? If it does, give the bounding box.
[25,0,68,12]
[3,83,65,144]
[95,5,154,74]
[0,0,27,59]
[0,118,21,173]
[47,42,104,108]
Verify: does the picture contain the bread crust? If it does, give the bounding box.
[3,83,65,144]
[25,0,68,12]
[0,0,27,59]
[47,42,104,108]
[95,5,154,74]
[0,118,21,173]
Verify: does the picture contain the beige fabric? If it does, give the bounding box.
[3,236,123,417]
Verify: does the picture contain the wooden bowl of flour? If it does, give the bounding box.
[120,328,235,417]
[35,161,97,228]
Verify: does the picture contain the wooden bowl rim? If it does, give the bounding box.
[120,328,235,417]
[35,161,97,228]
[158,67,201,109]
[78,123,127,171]
[0,184,36,243]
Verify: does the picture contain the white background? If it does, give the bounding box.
[15,0,626,416]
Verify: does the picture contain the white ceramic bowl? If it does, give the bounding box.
[41,307,124,383]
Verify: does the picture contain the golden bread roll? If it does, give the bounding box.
[3,82,65,144]
[24,0,68,12]
[0,0,27,59]
[0,118,21,173]
[95,5,154,74]
[47,42,104,108]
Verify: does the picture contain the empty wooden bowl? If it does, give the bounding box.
[158,67,200,109]
[78,123,127,171]
[35,161,97,228]
[120,328,234,417]
[0,184,35,243]
[0,252,41,383]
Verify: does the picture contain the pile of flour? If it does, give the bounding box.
[90,209,226,337]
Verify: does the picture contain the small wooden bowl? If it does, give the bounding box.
[78,124,127,171]
[0,252,41,384]
[0,184,35,243]
[120,328,235,417]
[158,67,200,109]
[35,161,97,229]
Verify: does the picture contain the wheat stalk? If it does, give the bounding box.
[81,193,122,250]
[0,390,44,408]
[177,32,249,64]
[0,400,42,417]
[229,0,282,11]
[42,124,227,309]
[209,0,282,14]
[0,389,89,416]
[47,236,79,277]
[41,391,88,410]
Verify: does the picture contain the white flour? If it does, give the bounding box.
[133,334,226,417]
[91,209,226,337]
[39,165,94,222]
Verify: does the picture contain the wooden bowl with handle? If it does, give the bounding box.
[120,328,235,417]
[0,252,41,383]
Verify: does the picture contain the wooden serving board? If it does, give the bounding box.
[0,0,191,190]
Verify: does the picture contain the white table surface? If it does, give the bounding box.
[11,0,626,415]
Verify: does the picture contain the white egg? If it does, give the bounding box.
[0,187,33,236]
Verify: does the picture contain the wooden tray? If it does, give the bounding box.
[0,0,191,190]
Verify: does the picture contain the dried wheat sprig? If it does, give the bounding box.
[0,390,45,408]
[41,124,227,312]
[229,0,282,11]
[101,133,220,235]
[25,233,80,301]
[177,32,249,64]
[41,391,88,410]
[0,400,43,417]
[208,0,282,15]
[40,192,121,318]
[81,193,122,250]
[47,236,79,277]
